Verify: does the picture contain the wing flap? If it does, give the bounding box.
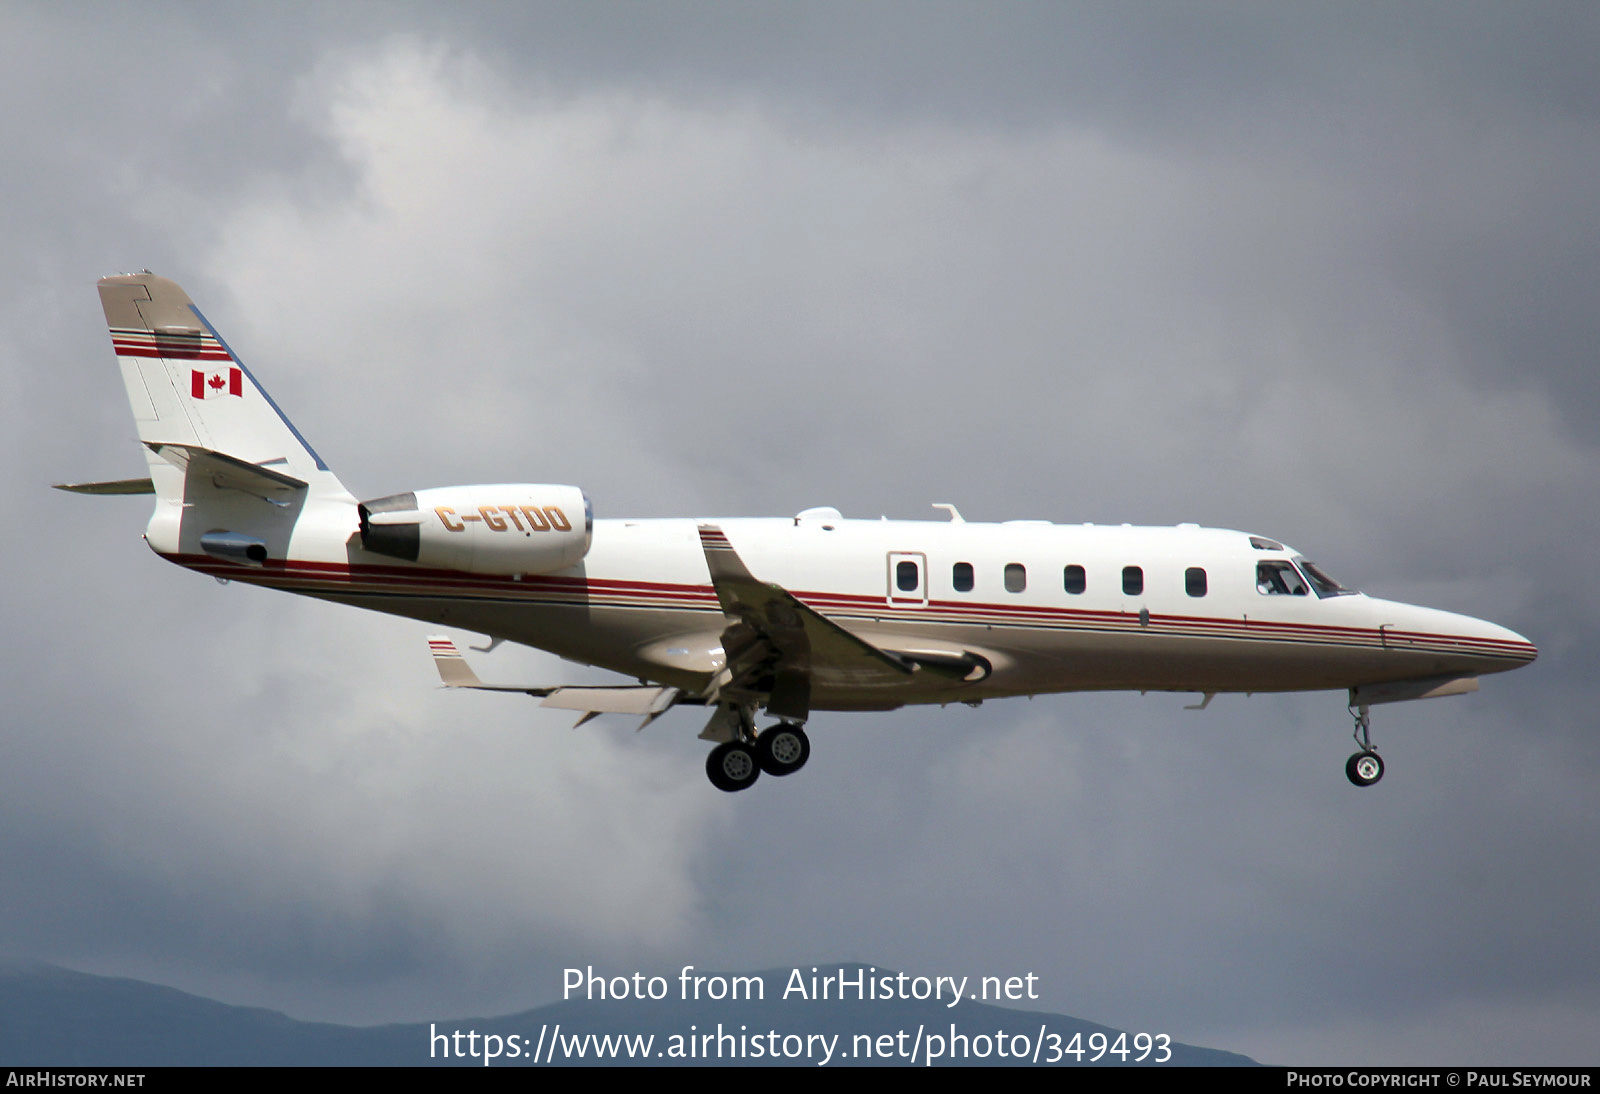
[540,686,681,716]
[427,636,685,728]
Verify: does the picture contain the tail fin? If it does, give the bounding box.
[96,272,354,561]
[97,272,350,503]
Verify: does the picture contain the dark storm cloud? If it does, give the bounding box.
[393,0,1600,443]
[0,5,352,254]
[412,3,1600,134]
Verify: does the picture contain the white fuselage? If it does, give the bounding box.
[155,505,1537,711]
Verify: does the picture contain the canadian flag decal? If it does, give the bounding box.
[192,368,243,399]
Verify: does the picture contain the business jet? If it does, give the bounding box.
[60,272,1537,792]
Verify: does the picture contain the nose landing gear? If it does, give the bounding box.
[1346,703,1384,787]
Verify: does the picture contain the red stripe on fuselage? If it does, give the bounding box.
[158,553,1537,663]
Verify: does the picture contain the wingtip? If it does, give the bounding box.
[427,634,483,687]
[697,525,733,552]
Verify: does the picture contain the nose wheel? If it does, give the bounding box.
[1345,703,1384,787]
[1345,749,1384,787]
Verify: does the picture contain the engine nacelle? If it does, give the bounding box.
[358,484,592,575]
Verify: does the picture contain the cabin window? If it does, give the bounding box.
[1004,563,1027,593]
[952,561,974,593]
[1185,567,1207,597]
[1257,560,1309,596]
[1122,566,1143,596]
[1063,564,1086,595]
[896,560,919,592]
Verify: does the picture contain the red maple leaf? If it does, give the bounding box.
[208,373,225,392]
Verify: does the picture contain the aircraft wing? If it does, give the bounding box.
[697,524,914,721]
[427,636,684,729]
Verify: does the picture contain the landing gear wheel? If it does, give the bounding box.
[757,723,811,777]
[1345,750,1384,787]
[706,741,761,793]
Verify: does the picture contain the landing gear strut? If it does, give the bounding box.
[1345,703,1384,787]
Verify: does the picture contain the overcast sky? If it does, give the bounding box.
[3,1,1597,1067]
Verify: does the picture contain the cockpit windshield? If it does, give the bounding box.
[1294,558,1355,598]
[1256,561,1309,596]
[1256,558,1357,598]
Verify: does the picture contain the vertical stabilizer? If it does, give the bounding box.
[97,272,350,501]
[97,272,354,560]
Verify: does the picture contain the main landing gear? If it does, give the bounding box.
[1345,703,1384,788]
[706,740,761,792]
[705,721,811,793]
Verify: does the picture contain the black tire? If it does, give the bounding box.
[706,741,761,792]
[757,723,811,777]
[1345,750,1384,787]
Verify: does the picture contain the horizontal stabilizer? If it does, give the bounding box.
[53,478,155,495]
[148,443,306,502]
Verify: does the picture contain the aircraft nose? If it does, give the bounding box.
[1371,599,1537,673]
[1436,610,1538,672]
[1489,621,1538,666]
